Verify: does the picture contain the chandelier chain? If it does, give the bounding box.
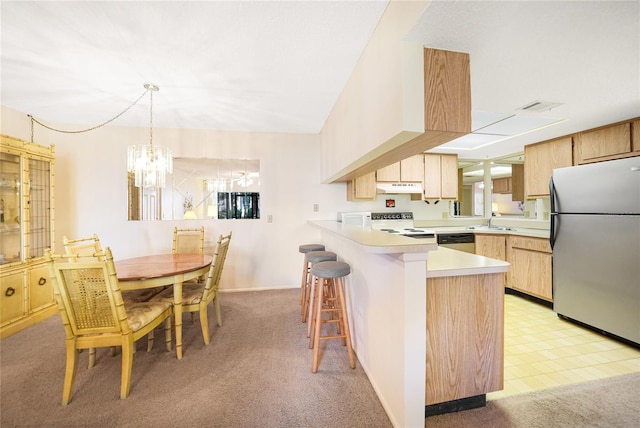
[28,87,151,142]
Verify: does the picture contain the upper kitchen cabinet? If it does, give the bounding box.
[511,164,525,202]
[422,154,458,200]
[1,135,56,339]
[400,155,424,182]
[524,137,573,198]
[573,120,635,165]
[492,177,511,194]
[633,119,640,152]
[346,171,376,201]
[377,154,424,182]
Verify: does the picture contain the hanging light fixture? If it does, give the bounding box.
[127,83,173,188]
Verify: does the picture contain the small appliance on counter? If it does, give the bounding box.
[338,211,372,227]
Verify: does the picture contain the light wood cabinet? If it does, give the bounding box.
[524,137,573,198]
[475,234,507,260]
[475,234,507,284]
[346,171,376,201]
[574,122,632,165]
[492,177,511,194]
[0,135,56,339]
[423,154,458,200]
[632,119,640,152]
[376,162,401,182]
[511,164,525,201]
[400,155,424,181]
[376,155,424,182]
[506,236,552,301]
[426,273,504,405]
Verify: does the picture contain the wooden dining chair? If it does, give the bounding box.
[173,226,205,255]
[63,234,163,368]
[45,247,173,405]
[173,226,206,284]
[151,232,232,345]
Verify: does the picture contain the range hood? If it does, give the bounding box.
[376,182,423,194]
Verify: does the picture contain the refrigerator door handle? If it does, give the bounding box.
[549,177,557,249]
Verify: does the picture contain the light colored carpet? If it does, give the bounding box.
[2,288,638,428]
[1,289,391,427]
[425,371,639,428]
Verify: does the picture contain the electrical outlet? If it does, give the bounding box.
[267,215,273,223]
[313,204,319,212]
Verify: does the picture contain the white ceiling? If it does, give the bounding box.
[2,1,639,162]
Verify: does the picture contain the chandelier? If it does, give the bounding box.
[127,84,173,188]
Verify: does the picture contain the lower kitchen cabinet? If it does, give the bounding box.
[506,236,552,301]
[426,273,504,406]
[475,233,507,284]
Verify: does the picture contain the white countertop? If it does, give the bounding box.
[427,246,510,278]
[309,220,510,278]
[418,225,550,239]
[308,220,437,254]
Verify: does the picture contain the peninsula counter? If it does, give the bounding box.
[308,220,509,427]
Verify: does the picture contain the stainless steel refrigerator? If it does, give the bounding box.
[550,156,640,345]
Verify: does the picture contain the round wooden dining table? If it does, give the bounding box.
[116,253,212,360]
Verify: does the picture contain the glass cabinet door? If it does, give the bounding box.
[0,152,22,264]
[27,158,52,259]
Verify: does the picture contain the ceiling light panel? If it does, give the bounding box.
[476,115,563,136]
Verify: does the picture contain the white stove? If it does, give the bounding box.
[370,212,435,239]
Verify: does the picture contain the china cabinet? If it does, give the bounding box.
[0,135,56,339]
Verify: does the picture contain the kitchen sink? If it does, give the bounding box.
[466,225,516,231]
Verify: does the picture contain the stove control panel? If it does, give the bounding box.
[371,212,414,221]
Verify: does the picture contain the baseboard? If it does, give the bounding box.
[425,394,486,418]
[218,285,298,293]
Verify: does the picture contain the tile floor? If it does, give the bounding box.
[487,293,640,400]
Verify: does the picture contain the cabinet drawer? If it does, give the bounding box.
[1,271,26,324]
[509,236,551,253]
[29,264,53,311]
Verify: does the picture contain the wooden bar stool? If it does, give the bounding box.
[302,251,337,327]
[309,260,356,373]
[298,244,325,307]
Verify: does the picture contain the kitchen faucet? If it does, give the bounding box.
[487,216,493,228]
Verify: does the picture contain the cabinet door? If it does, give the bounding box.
[440,154,458,199]
[509,248,552,300]
[1,271,25,324]
[492,177,510,194]
[347,171,376,201]
[475,234,506,260]
[423,154,442,198]
[29,264,53,311]
[632,119,640,152]
[511,164,525,201]
[575,122,631,164]
[507,236,552,301]
[400,155,424,182]
[376,162,400,182]
[524,137,573,198]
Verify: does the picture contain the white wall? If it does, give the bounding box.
[320,0,428,182]
[1,101,453,291]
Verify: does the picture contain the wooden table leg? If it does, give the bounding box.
[174,280,183,360]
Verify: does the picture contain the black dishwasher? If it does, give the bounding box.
[436,233,475,253]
